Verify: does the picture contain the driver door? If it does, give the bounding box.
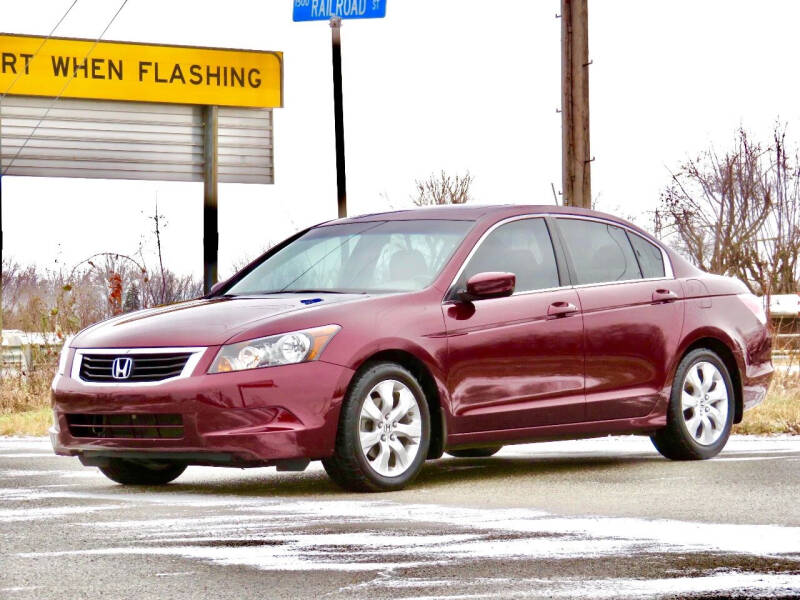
[443,217,585,434]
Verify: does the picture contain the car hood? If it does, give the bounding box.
[72,294,366,349]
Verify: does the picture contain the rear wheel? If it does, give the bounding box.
[447,447,502,458]
[651,349,734,461]
[323,362,430,492]
[98,459,186,485]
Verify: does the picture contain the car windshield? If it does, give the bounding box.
[226,219,474,295]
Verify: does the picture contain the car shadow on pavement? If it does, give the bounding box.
[414,453,666,490]
[143,452,666,499]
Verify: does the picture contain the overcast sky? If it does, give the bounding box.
[3,0,800,278]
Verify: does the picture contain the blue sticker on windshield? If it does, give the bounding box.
[301,298,323,305]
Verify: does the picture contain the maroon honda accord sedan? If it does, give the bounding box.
[50,205,773,491]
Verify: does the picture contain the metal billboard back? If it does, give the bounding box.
[0,34,283,108]
[0,95,273,184]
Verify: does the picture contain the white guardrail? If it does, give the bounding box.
[768,295,800,359]
[1,330,64,377]
[768,294,800,318]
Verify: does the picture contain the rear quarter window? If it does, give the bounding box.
[627,232,666,278]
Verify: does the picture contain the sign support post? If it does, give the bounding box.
[330,17,347,219]
[293,2,387,219]
[203,105,219,294]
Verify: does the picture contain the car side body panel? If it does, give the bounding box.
[577,279,686,421]
[442,288,585,433]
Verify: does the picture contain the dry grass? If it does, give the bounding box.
[1,363,55,414]
[1,363,798,437]
[0,407,52,436]
[734,372,800,435]
[0,355,56,436]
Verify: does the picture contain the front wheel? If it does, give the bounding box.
[98,459,186,485]
[323,362,430,492]
[651,349,734,461]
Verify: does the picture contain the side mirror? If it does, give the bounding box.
[460,272,516,301]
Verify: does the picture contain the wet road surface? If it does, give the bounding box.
[1,435,799,599]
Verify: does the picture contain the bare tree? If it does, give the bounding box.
[2,203,204,332]
[412,170,474,206]
[752,128,800,293]
[655,125,800,294]
[142,200,170,306]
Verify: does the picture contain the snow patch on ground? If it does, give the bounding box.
[392,572,800,599]
[15,496,800,569]
[4,435,800,596]
[0,504,123,522]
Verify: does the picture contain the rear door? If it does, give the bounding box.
[443,217,585,433]
[554,217,684,421]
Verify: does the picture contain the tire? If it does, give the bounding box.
[323,362,430,492]
[447,447,502,458]
[98,459,186,485]
[651,348,735,461]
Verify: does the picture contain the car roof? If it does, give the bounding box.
[327,204,631,227]
[310,203,698,279]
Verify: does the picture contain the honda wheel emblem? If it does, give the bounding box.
[111,357,133,380]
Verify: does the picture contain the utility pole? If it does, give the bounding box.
[330,17,347,218]
[561,0,592,209]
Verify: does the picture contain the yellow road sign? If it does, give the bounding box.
[0,34,282,108]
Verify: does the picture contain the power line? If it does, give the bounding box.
[0,0,80,100]
[1,0,130,176]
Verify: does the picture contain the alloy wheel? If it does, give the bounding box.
[358,379,422,477]
[680,361,729,445]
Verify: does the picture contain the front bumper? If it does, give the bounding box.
[50,359,354,467]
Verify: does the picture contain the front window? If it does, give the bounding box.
[227,219,474,295]
[456,218,561,293]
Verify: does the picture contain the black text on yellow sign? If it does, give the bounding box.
[0,34,283,108]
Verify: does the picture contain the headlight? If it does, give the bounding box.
[208,325,341,373]
[57,335,75,376]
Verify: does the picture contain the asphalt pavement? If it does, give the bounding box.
[1,435,799,599]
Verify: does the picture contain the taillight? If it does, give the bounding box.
[738,293,767,325]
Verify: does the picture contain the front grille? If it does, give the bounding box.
[66,413,184,439]
[79,353,192,383]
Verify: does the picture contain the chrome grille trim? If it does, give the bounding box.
[71,347,206,386]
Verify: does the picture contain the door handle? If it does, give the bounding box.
[548,301,579,317]
[652,289,678,303]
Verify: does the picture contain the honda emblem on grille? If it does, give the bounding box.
[111,357,133,380]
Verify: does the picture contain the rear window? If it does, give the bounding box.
[558,218,642,285]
